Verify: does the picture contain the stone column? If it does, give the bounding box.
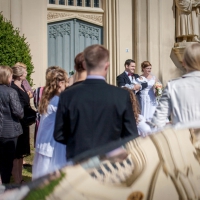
[103,0,133,85]
[103,0,118,84]
[19,0,47,88]
[134,0,183,85]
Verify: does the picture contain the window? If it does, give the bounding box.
[48,0,101,8]
[94,0,99,7]
[85,0,90,7]
[59,0,65,5]
[49,0,55,4]
[68,0,74,5]
[77,0,82,6]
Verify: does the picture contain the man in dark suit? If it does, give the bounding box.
[54,45,138,163]
[116,59,148,108]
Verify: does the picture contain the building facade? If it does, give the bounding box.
[0,0,188,88]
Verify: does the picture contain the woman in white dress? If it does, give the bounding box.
[139,61,159,122]
[32,67,68,180]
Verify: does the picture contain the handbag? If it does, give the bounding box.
[21,105,37,126]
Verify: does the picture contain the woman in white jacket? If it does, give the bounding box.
[152,43,200,128]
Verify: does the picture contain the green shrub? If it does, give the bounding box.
[0,12,34,86]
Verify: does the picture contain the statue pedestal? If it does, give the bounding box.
[173,42,198,63]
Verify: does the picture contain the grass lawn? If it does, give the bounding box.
[22,130,34,182]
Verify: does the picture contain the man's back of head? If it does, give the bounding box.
[83,44,109,74]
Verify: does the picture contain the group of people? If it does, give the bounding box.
[117,60,160,123]
[0,63,34,185]
[0,42,200,185]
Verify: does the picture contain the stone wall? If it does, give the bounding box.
[0,0,184,87]
[0,0,47,88]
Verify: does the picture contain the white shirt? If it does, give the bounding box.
[124,71,135,84]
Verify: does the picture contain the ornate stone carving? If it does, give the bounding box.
[47,12,103,26]
[78,14,102,24]
[49,22,71,38]
[79,23,99,40]
[47,12,74,20]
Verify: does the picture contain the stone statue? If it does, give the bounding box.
[175,0,200,42]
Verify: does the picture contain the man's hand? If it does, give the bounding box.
[134,84,141,91]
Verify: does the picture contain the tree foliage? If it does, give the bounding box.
[0,12,34,85]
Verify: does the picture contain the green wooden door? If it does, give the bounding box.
[48,19,103,73]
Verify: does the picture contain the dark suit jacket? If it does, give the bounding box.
[54,79,138,162]
[116,72,148,108]
[0,85,23,138]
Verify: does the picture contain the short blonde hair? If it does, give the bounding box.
[183,43,200,71]
[0,66,13,85]
[14,62,27,70]
[12,66,26,80]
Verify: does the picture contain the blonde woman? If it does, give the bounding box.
[0,66,23,184]
[14,62,33,98]
[32,67,68,180]
[152,43,200,128]
[11,65,33,184]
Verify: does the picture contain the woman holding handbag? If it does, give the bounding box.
[11,65,36,184]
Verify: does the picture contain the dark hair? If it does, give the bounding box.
[74,52,85,72]
[141,61,152,72]
[83,44,109,71]
[124,59,135,67]
[122,87,140,124]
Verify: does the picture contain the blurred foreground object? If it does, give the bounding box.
[1,127,200,200]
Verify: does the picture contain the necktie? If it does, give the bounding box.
[128,73,133,76]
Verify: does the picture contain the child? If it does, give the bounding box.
[123,76,147,93]
[123,87,152,137]
[32,67,68,180]
[33,66,60,146]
